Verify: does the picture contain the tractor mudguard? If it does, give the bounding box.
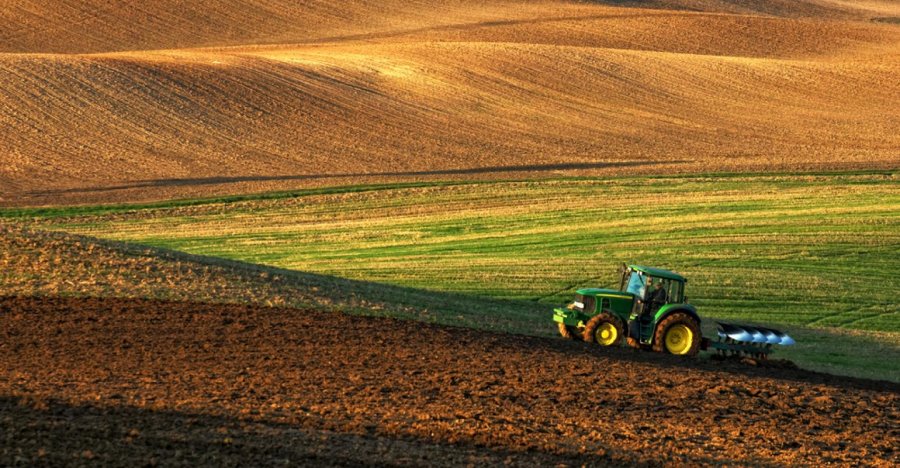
[653,303,700,327]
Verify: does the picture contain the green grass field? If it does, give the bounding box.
[6,172,899,380]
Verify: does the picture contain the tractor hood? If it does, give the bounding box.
[576,288,634,300]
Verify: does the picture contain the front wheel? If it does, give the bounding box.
[583,312,625,346]
[652,312,701,356]
[558,322,583,340]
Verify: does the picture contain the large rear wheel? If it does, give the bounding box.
[583,312,625,346]
[652,312,701,356]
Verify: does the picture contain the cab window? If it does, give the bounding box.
[625,272,646,297]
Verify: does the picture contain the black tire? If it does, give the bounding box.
[652,312,701,356]
[582,311,625,346]
[558,322,583,340]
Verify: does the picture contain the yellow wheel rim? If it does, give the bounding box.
[596,322,618,346]
[664,324,693,355]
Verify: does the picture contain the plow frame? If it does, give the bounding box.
[709,339,774,359]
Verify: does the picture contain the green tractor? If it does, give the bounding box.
[553,265,794,358]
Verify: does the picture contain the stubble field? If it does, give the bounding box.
[4,172,899,380]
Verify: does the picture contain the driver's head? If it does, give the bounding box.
[655,282,662,289]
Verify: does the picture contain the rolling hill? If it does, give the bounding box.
[1,0,898,206]
[3,4,898,464]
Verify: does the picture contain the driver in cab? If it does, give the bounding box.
[642,278,667,317]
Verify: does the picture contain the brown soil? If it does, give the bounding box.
[0,1,865,55]
[1,1,899,207]
[2,296,897,466]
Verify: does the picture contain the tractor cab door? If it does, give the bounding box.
[623,272,653,342]
[627,274,670,343]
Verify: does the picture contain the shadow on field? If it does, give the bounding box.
[5,225,899,391]
[91,240,898,390]
[0,396,602,466]
[0,393,790,467]
[28,161,680,196]
[528,324,900,393]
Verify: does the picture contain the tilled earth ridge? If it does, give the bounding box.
[3,1,899,208]
[1,296,898,466]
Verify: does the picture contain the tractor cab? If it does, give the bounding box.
[619,265,686,316]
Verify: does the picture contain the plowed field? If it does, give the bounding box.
[2,0,899,206]
[2,296,897,466]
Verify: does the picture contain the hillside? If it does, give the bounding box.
[0,0,872,54]
[1,0,898,206]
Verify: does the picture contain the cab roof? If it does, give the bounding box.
[629,265,686,282]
